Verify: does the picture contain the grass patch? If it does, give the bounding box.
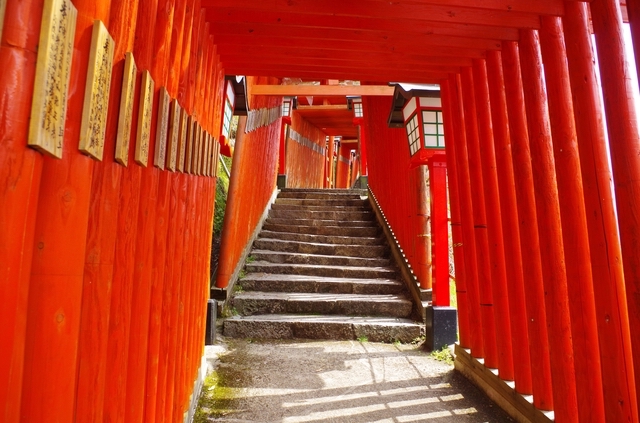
[356,335,369,343]
[430,345,454,365]
[214,155,233,236]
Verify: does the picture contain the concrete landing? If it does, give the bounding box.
[198,338,515,422]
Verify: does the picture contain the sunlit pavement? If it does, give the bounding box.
[201,338,514,422]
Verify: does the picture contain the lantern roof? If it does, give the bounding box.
[387,83,441,128]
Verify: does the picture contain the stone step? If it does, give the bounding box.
[233,292,412,318]
[258,230,384,246]
[245,261,397,279]
[262,223,380,237]
[278,191,366,200]
[238,274,405,295]
[269,209,375,222]
[253,238,388,258]
[271,203,370,212]
[265,217,378,228]
[275,198,369,207]
[280,188,367,196]
[223,314,422,343]
[250,250,390,267]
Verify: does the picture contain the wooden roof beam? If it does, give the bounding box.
[251,85,395,96]
[203,0,544,29]
[205,9,521,41]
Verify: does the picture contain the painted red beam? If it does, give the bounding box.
[0,1,45,421]
[440,79,470,346]
[223,60,461,77]
[224,68,447,85]
[205,8,521,41]
[519,28,579,422]
[203,0,544,28]
[485,50,533,396]
[215,37,488,59]
[221,50,475,68]
[471,59,514,381]
[591,0,640,411]
[563,2,638,421]
[20,0,111,420]
[209,23,504,51]
[501,41,553,411]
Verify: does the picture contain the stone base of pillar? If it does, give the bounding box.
[358,175,368,190]
[425,306,458,351]
[277,174,287,189]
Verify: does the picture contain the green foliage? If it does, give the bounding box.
[356,336,369,343]
[194,372,220,422]
[430,345,454,365]
[214,155,233,236]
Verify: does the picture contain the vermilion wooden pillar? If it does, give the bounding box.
[447,73,484,359]
[75,0,139,421]
[591,0,640,410]
[413,165,431,290]
[563,3,638,421]
[20,0,110,420]
[459,67,499,369]
[519,29,579,422]
[327,135,335,188]
[439,79,469,347]
[485,50,533,396]
[539,16,606,423]
[0,1,45,421]
[278,115,291,187]
[103,0,156,419]
[471,59,514,381]
[501,41,553,411]
[356,117,368,183]
[427,155,448,306]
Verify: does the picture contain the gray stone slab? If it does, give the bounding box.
[261,223,380,237]
[258,230,383,246]
[269,208,375,222]
[250,250,390,267]
[239,274,405,295]
[253,238,388,258]
[245,262,398,279]
[266,217,378,228]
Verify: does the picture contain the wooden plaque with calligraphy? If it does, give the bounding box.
[154,87,170,169]
[135,70,154,166]
[213,138,220,177]
[115,52,137,166]
[177,109,188,172]
[206,133,212,177]
[0,0,6,40]
[194,124,201,175]
[166,99,181,172]
[79,20,115,160]
[28,0,77,158]
[202,132,208,177]
[185,117,195,174]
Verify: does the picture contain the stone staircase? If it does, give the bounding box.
[223,189,423,342]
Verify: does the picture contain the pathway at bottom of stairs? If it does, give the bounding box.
[197,337,515,423]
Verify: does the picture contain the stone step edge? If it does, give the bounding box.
[246,261,396,272]
[258,230,384,243]
[256,237,387,250]
[250,249,390,263]
[233,291,412,301]
[222,314,423,343]
[239,273,404,285]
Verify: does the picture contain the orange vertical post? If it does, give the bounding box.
[75,0,139,421]
[448,73,484,359]
[519,28,579,422]
[485,50,533,396]
[0,1,45,421]
[427,155,449,306]
[413,165,431,289]
[20,0,110,420]
[103,0,156,419]
[591,0,640,410]
[539,16,605,423]
[471,59,514,380]
[439,79,469,345]
[459,67,499,369]
[501,41,553,411]
[563,3,638,421]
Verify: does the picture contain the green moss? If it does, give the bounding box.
[430,345,454,365]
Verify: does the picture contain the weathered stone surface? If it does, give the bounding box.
[253,238,388,258]
[269,208,375,222]
[223,315,422,342]
[245,262,397,279]
[261,223,380,237]
[239,274,404,295]
[223,188,422,342]
[250,250,390,267]
[266,217,378,228]
[258,230,383,246]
